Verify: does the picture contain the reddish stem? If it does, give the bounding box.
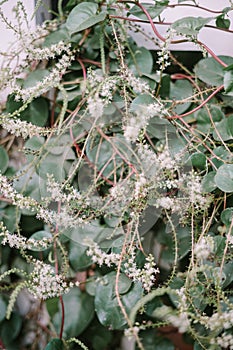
[80,58,102,67]
[69,127,115,185]
[59,295,65,339]
[50,89,57,127]
[167,3,230,14]
[171,73,202,94]
[131,2,166,42]
[0,339,6,350]
[196,41,228,67]
[53,202,65,340]
[115,1,230,67]
[77,58,87,81]
[168,84,224,119]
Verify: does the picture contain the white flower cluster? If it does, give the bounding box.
[0,224,52,250]
[124,102,163,142]
[13,48,74,102]
[168,312,190,333]
[46,175,82,203]
[194,236,214,261]
[87,94,105,119]
[134,174,147,200]
[86,242,120,267]
[27,260,74,300]
[124,251,159,291]
[156,287,190,333]
[156,29,176,71]
[187,173,209,207]
[1,117,47,139]
[27,41,70,61]
[136,143,213,220]
[137,143,159,177]
[155,197,175,210]
[157,148,178,171]
[109,181,129,200]
[206,309,233,332]
[0,225,27,249]
[36,206,83,228]
[100,78,117,100]
[86,70,118,119]
[0,174,83,229]
[213,333,233,349]
[0,174,37,210]
[123,68,149,93]
[124,326,140,340]
[87,69,103,89]
[157,50,170,71]
[153,304,189,333]
[86,243,159,291]
[107,180,133,216]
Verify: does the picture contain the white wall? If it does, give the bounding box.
[130,0,233,55]
[0,0,36,57]
[0,0,232,57]
[0,0,52,65]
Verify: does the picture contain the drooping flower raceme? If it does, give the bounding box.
[27,260,74,300]
[86,243,159,292]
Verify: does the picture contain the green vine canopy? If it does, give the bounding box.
[0,1,233,349]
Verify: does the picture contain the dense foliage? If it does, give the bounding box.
[0,0,233,349]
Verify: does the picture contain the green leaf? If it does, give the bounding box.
[45,134,73,155]
[221,208,233,227]
[127,45,153,75]
[43,27,70,46]
[222,261,233,288]
[0,206,20,232]
[130,94,155,113]
[195,106,224,133]
[228,114,233,136]
[213,236,226,256]
[23,69,49,89]
[28,97,49,126]
[95,271,143,329]
[177,226,191,259]
[69,241,92,270]
[46,298,59,318]
[6,94,49,126]
[65,220,124,248]
[86,135,131,181]
[0,312,22,344]
[190,152,206,170]
[53,289,94,338]
[194,56,233,86]
[138,329,175,350]
[215,164,233,193]
[213,117,233,141]
[216,15,230,29]
[38,156,66,182]
[13,165,43,203]
[129,3,165,20]
[172,16,212,36]
[0,296,7,322]
[28,230,52,251]
[169,79,193,114]
[45,339,64,350]
[65,2,106,35]
[211,146,233,168]
[202,172,217,192]
[0,146,9,174]
[224,70,233,96]
[194,342,206,350]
